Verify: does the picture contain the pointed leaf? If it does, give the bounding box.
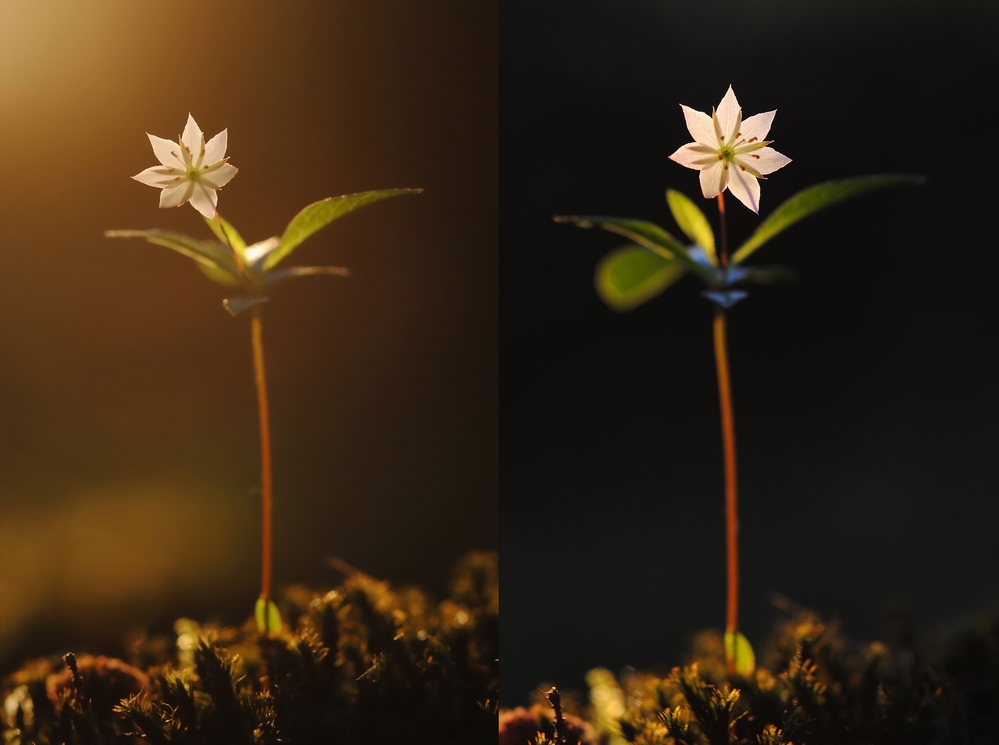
[595,245,686,312]
[263,265,350,288]
[729,265,797,285]
[105,229,242,285]
[254,596,282,636]
[223,296,268,317]
[197,261,241,287]
[666,190,716,265]
[106,229,234,269]
[724,630,756,677]
[202,213,247,256]
[702,289,749,308]
[264,188,423,270]
[732,174,926,264]
[554,215,710,280]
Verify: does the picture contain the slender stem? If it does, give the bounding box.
[714,192,739,676]
[714,309,739,638]
[250,307,273,601]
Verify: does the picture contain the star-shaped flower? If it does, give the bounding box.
[669,86,790,213]
[132,114,237,219]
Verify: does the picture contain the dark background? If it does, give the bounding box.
[0,0,496,668]
[499,0,997,707]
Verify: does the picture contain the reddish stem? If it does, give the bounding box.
[251,307,273,602]
[714,193,739,677]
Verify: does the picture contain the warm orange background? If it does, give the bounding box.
[0,0,497,666]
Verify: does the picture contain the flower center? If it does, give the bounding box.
[719,145,735,162]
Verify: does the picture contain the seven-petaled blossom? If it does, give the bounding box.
[669,86,791,213]
[132,114,237,219]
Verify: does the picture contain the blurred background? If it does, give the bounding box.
[500,0,997,707]
[0,1,496,668]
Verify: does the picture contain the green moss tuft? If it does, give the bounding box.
[2,552,498,745]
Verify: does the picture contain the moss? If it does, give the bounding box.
[509,609,999,745]
[1,552,498,745]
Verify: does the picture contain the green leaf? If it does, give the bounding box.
[666,190,716,265]
[724,630,756,677]
[223,296,268,317]
[106,228,236,268]
[202,213,247,257]
[264,188,423,270]
[254,596,282,636]
[731,174,926,264]
[554,215,710,280]
[197,261,241,287]
[263,265,350,288]
[106,229,242,285]
[595,245,687,311]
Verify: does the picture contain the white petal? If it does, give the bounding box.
[698,160,725,199]
[244,236,280,264]
[727,167,761,213]
[181,114,206,167]
[739,110,776,143]
[201,162,237,189]
[159,181,193,209]
[669,143,718,170]
[147,134,185,169]
[133,166,180,188]
[716,86,741,140]
[680,105,716,147]
[750,147,792,175]
[188,182,218,218]
[203,129,228,164]
[725,109,742,145]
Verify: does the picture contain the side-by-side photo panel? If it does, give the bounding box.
[500,1,997,742]
[0,2,496,742]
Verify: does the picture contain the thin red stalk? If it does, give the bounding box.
[717,192,729,267]
[715,193,739,677]
[250,307,273,601]
[714,310,739,635]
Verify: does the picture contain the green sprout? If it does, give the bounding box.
[556,86,923,679]
[106,113,421,635]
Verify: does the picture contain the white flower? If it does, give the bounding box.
[132,114,237,219]
[669,86,790,213]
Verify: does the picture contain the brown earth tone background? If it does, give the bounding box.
[0,0,497,668]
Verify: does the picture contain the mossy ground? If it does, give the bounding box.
[2,552,498,745]
[503,609,999,745]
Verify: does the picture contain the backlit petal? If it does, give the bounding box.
[159,181,193,209]
[727,167,761,213]
[133,166,180,187]
[181,114,206,168]
[725,109,742,146]
[698,160,725,199]
[147,134,184,169]
[680,105,716,146]
[716,86,741,139]
[204,129,228,165]
[201,162,238,189]
[750,147,792,175]
[669,143,718,170]
[739,110,775,143]
[188,182,218,218]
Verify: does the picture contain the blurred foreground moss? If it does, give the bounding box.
[503,609,999,745]
[1,552,498,745]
